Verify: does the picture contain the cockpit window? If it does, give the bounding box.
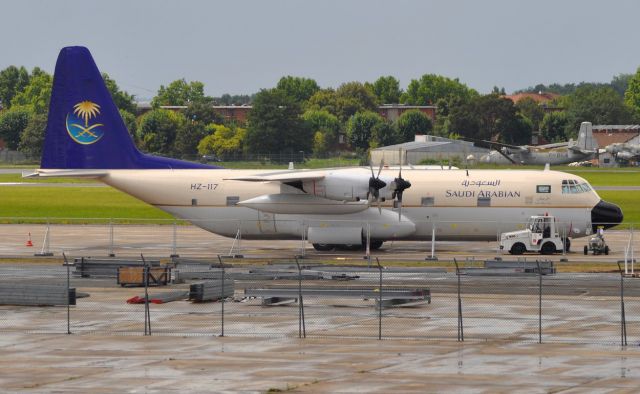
[561,179,592,194]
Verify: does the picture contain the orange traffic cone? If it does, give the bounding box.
[26,233,33,247]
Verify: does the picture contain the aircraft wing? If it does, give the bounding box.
[225,170,325,183]
[463,137,527,152]
[537,141,569,149]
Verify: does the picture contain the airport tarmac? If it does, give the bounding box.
[2,223,640,392]
[2,333,640,392]
[1,275,640,392]
[0,223,636,265]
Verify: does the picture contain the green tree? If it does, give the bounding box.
[119,109,138,141]
[401,74,478,105]
[515,97,545,130]
[611,73,632,97]
[276,76,320,103]
[137,109,186,154]
[198,124,247,158]
[102,73,136,113]
[306,88,338,114]
[346,111,384,151]
[11,72,52,113]
[183,101,223,125]
[449,94,532,144]
[491,86,506,95]
[215,93,253,105]
[151,79,210,107]
[334,82,379,121]
[302,109,340,155]
[0,107,31,149]
[566,85,633,133]
[540,111,570,143]
[370,121,397,148]
[396,110,433,142]
[18,113,47,159]
[624,67,640,117]
[0,66,30,109]
[174,122,210,157]
[245,88,311,155]
[311,131,330,156]
[367,76,401,104]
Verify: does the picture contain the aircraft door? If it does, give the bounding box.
[257,210,277,233]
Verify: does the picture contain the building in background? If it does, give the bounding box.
[371,135,489,165]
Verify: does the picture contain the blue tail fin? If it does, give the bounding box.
[41,46,217,169]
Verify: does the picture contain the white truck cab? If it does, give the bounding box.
[500,215,565,255]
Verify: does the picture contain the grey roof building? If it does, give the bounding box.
[371,135,490,165]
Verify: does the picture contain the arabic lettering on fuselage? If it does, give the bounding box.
[460,179,501,187]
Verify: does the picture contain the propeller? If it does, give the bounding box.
[391,148,412,221]
[367,160,386,214]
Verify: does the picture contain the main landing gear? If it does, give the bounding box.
[312,240,384,251]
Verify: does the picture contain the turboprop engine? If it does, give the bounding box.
[301,168,393,203]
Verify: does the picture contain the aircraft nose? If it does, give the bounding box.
[591,199,623,231]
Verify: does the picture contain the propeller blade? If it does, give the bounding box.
[377,159,384,178]
[397,200,402,221]
[398,148,403,178]
[378,200,382,215]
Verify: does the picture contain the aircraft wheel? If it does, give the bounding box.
[604,245,610,255]
[312,243,334,251]
[510,243,526,255]
[370,240,384,250]
[562,238,571,252]
[584,245,588,255]
[540,242,556,255]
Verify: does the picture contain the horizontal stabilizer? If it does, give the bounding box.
[27,169,109,178]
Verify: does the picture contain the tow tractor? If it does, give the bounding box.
[583,229,609,255]
[500,215,565,255]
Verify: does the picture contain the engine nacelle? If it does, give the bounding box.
[301,169,393,202]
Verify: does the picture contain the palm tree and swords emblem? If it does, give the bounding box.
[66,101,105,144]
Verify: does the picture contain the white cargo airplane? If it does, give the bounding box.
[30,47,624,252]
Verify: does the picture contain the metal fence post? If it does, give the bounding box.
[376,257,382,340]
[454,258,463,342]
[617,262,628,346]
[35,219,53,256]
[63,252,71,335]
[170,220,179,258]
[141,254,151,336]
[536,260,542,344]
[221,257,225,337]
[300,221,306,258]
[108,219,115,257]
[295,256,306,338]
[365,222,371,259]
[426,221,437,260]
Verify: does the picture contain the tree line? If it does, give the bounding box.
[1,64,640,162]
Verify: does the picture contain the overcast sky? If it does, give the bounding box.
[2,0,639,100]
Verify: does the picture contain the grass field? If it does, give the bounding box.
[597,190,640,226]
[0,186,172,223]
[0,174,97,184]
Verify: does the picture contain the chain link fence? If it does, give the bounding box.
[0,254,638,346]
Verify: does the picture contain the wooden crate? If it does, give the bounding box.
[117,266,170,287]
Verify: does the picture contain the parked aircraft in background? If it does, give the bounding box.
[604,143,640,163]
[27,47,624,252]
[471,122,597,165]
